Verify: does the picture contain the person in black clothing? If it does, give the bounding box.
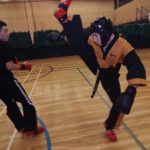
[0,21,44,137]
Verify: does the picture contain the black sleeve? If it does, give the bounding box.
[123,50,146,80]
[3,43,16,63]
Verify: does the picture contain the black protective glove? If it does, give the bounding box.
[114,86,136,114]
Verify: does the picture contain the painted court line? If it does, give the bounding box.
[0,67,33,119]
[77,68,147,150]
[6,66,38,150]
[6,65,51,150]
[37,116,52,150]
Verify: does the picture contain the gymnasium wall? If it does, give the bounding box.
[114,0,150,25]
[0,0,114,33]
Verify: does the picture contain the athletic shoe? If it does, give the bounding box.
[22,126,44,138]
[106,129,117,142]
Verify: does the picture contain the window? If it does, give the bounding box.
[115,0,134,9]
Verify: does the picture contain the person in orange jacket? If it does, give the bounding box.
[53,0,146,142]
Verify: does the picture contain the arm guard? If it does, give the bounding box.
[123,50,146,86]
[114,86,136,114]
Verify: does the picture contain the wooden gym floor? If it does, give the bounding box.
[0,48,150,150]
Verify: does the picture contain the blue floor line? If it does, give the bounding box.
[37,116,52,150]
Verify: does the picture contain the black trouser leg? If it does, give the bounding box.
[12,79,37,131]
[62,15,99,74]
[0,96,25,131]
[101,65,121,130]
[22,104,37,131]
[104,106,120,130]
[101,78,121,130]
